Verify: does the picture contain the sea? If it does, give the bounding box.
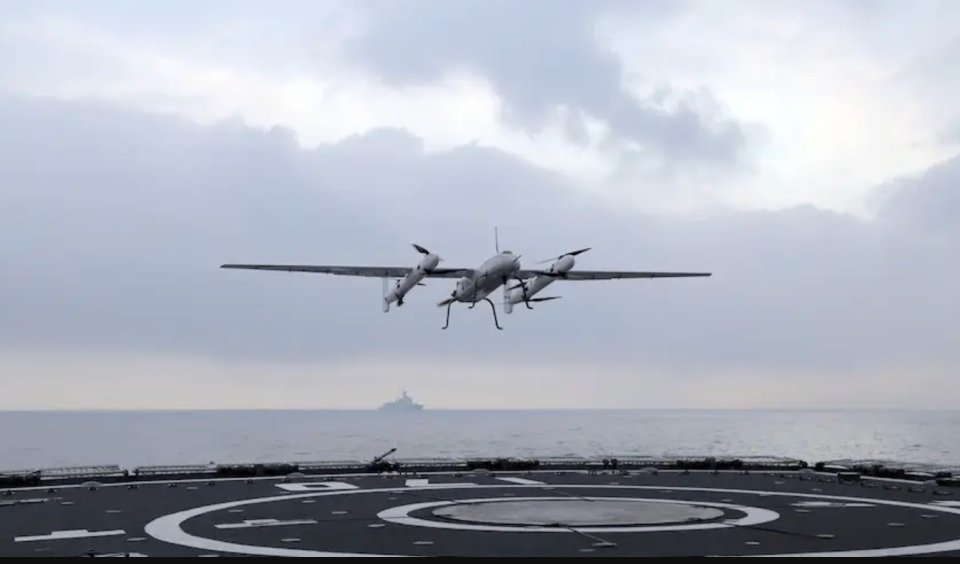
[1,409,958,471]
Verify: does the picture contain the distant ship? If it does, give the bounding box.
[378,390,424,411]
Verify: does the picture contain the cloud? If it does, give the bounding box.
[873,154,960,234]
[2,0,958,215]
[0,95,959,409]
[342,0,747,168]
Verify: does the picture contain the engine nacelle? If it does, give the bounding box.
[420,253,440,272]
[552,254,575,274]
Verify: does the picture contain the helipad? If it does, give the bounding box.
[433,498,725,526]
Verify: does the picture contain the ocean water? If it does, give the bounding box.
[1,409,957,471]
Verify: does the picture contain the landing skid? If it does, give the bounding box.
[514,276,535,310]
[442,297,503,330]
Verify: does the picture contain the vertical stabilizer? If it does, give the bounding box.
[382,277,390,312]
[503,283,513,314]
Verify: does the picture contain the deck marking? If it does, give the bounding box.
[0,497,48,507]
[930,501,960,507]
[496,477,546,486]
[403,478,477,488]
[15,529,125,542]
[144,483,960,558]
[791,501,875,508]
[215,518,318,529]
[275,481,359,493]
[377,496,777,533]
[399,478,477,488]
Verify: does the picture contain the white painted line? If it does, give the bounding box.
[496,477,546,485]
[0,497,48,506]
[215,519,317,530]
[791,501,875,508]
[15,529,125,542]
[402,478,476,488]
[275,481,359,493]
[930,501,960,507]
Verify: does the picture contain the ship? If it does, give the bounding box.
[378,389,424,411]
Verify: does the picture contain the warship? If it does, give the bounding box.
[2,453,959,557]
[378,390,424,412]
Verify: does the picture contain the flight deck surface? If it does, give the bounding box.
[3,469,960,557]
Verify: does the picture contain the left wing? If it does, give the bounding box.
[517,270,711,280]
[221,264,471,279]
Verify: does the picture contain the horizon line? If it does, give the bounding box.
[0,406,952,412]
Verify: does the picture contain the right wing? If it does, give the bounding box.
[220,264,471,279]
[516,269,711,280]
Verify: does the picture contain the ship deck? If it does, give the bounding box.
[3,458,960,557]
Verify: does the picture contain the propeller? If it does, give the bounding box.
[535,247,591,265]
[412,243,443,269]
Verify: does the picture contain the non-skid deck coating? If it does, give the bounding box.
[2,471,960,557]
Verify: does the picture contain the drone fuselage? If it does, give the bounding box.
[452,252,520,303]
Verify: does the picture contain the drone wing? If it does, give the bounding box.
[517,269,711,280]
[221,264,471,279]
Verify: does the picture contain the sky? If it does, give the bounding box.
[0,0,958,410]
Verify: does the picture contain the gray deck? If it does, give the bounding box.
[2,470,959,557]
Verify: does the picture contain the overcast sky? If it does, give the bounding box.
[1,0,958,409]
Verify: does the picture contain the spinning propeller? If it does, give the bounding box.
[412,243,433,256]
[412,242,443,265]
[535,247,591,265]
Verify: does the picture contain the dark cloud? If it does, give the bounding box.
[0,96,958,374]
[343,0,746,168]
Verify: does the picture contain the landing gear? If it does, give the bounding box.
[397,296,404,307]
[442,298,503,330]
[512,276,535,310]
[485,298,503,330]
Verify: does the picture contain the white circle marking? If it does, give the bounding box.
[377,496,775,533]
[144,483,960,558]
